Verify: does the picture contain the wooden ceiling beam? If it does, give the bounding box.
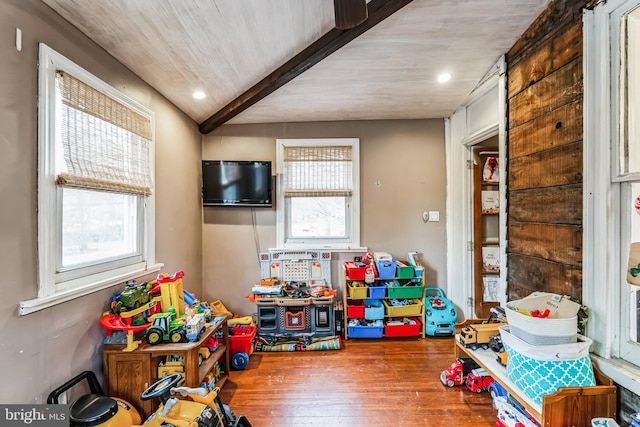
[334,0,368,29]
[199,0,413,134]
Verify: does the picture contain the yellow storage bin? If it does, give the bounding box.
[348,282,368,299]
[382,298,423,317]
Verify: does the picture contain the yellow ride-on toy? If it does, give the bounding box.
[49,371,251,427]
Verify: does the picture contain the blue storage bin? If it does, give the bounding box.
[363,299,384,320]
[375,260,396,279]
[368,283,386,298]
[348,323,384,338]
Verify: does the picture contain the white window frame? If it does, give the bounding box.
[19,44,162,315]
[584,0,640,394]
[275,138,363,251]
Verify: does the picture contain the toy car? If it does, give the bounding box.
[424,287,457,336]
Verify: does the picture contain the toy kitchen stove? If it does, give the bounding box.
[254,250,336,338]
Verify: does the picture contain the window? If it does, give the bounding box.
[19,44,160,315]
[584,0,640,391]
[275,138,361,249]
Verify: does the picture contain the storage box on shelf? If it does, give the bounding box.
[386,280,424,299]
[348,282,368,299]
[384,317,422,337]
[451,321,616,426]
[381,298,423,317]
[368,282,386,299]
[347,320,384,338]
[363,299,384,320]
[375,260,397,279]
[103,315,230,419]
[342,261,425,339]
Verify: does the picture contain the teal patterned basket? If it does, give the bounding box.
[500,326,595,405]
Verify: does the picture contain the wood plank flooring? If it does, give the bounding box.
[219,336,497,427]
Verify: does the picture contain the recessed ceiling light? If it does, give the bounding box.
[437,73,451,83]
[193,91,206,99]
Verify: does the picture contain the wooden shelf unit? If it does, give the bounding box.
[473,149,501,318]
[103,315,229,418]
[454,335,616,426]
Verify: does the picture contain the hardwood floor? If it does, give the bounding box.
[219,336,497,427]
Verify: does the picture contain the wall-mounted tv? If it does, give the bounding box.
[202,160,273,207]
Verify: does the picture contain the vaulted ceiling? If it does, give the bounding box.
[41,0,550,133]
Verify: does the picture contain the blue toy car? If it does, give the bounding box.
[424,287,457,336]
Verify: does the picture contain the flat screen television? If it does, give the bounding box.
[201,160,273,207]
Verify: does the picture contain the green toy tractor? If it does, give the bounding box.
[145,310,185,345]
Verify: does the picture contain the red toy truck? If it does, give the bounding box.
[465,368,494,393]
[440,357,480,387]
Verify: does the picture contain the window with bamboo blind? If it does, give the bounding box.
[20,44,160,315]
[276,138,361,249]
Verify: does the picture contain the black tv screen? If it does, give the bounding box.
[202,160,272,207]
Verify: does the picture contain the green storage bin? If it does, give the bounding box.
[395,261,414,279]
[386,283,424,299]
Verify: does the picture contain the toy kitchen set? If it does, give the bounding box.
[251,250,337,338]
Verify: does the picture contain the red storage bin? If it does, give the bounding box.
[347,300,365,318]
[345,261,367,280]
[384,317,422,337]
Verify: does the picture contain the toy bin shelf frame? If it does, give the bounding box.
[342,264,425,339]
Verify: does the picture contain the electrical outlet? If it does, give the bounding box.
[428,211,440,222]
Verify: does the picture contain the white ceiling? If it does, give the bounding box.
[41,0,550,131]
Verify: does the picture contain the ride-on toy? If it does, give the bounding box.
[424,287,457,336]
[49,371,251,427]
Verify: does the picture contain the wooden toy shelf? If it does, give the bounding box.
[454,335,616,426]
[102,315,229,419]
[342,265,425,339]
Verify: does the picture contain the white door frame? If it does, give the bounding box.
[445,57,507,320]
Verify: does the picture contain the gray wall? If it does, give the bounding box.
[0,0,203,403]
[202,119,447,317]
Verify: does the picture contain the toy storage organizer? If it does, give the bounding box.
[342,260,425,339]
[255,250,336,338]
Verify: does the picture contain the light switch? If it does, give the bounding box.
[428,211,440,222]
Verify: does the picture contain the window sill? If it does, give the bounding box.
[274,245,368,253]
[19,262,163,315]
[592,354,640,395]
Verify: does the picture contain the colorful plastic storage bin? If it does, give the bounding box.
[363,299,384,320]
[368,283,386,299]
[346,300,364,318]
[348,282,368,299]
[395,261,414,279]
[345,261,367,280]
[384,317,422,337]
[348,322,384,338]
[382,298,423,317]
[386,282,424,299]
[500,326,595,405]
[375,260,397,279]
